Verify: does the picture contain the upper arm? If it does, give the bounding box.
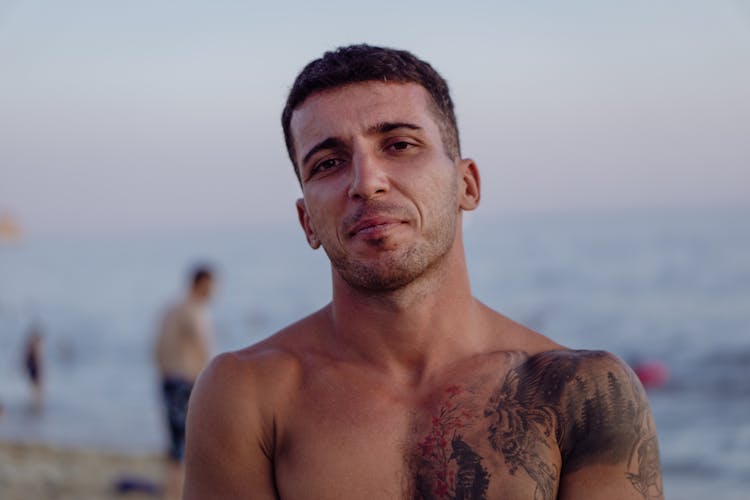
[556,351,663,499]
[183,352,279,500]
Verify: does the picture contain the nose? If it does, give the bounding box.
[347,149,389,200]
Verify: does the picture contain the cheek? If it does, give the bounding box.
[304,196,340,237]
[415,169,458,207]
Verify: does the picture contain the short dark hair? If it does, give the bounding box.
[190,264,213,288]
[281,44,460,181]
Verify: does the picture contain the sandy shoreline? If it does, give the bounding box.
[0,440,166,500]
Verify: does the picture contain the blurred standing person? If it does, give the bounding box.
[154,265,215,500]
[23,324,44,412]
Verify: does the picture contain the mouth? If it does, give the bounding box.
[347,217,406,239]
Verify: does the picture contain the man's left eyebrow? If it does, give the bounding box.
[301,137,344,167]
[368,122,423,135]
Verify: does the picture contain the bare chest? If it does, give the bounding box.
[274,369,563,499]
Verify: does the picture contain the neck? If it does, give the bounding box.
[327,238,484,383]
[187,292,207,305]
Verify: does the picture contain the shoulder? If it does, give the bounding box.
[487,349,637,414]
[158,301,193,329]
[512,348,644,416]
[191,331,307,418]
[494,349,662,496]
[183,322,319,499]
[492,349,649,465]
[189,308,327,424]
[518,349,633,382]
[183,319,318,497]
[524,350,651,469]
[480,303,565,353]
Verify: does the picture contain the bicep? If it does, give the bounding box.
[558,426,663,499]
[557,352,664,499]
[558,464,659,500]
[183,354,278,500]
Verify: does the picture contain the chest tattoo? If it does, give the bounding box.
[409,351,662,500]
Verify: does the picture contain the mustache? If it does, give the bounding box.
[342,201,413,231]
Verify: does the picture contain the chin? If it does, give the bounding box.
[343,274,415,293]
[337,249,436,292]
[328,226,455,292]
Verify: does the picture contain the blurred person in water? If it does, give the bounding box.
[23,324,44,412]
[154,264,215,500]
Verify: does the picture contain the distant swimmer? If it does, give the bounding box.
[23,324,44,412]
[183,45,663,499]
[154,264,215,500]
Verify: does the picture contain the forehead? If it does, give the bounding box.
[290,82,440,153]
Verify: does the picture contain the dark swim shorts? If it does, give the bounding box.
[161,377,194,461]
[26,355,40,383]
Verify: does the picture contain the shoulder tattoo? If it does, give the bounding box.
[484,350,663,499]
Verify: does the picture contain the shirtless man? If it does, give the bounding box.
[155,265,215,499]
[184,45,663,499]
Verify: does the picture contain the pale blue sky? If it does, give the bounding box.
[1,0,748,234]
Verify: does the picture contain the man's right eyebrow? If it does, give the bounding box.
[369,121,422,134]
[301,137,345,166]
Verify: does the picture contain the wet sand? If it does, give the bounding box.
[0,440,165,500]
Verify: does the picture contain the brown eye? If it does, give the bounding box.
[389,141,415,152]
[313,158,342,174]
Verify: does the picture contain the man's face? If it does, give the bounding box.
[290,81,476,292]
[194,277,214,302]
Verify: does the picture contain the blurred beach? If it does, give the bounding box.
[1,205,749,499]
[0,441,162,500]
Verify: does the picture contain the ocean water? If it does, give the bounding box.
[1,205,749,498]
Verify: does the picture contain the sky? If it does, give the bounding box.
[1,0,749,235]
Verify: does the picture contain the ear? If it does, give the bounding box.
[296,198,321,249]
[457,158,481,211]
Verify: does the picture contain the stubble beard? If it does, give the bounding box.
[326,205,459,293]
